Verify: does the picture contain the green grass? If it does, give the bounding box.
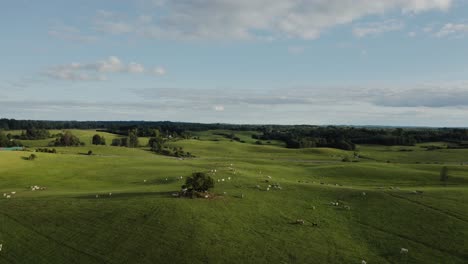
[1,130,467,263]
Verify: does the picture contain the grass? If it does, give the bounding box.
[0,129,467,263]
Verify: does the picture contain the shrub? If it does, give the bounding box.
[87,150,93,155]
[35,148,57,153]
[28,154,37,160]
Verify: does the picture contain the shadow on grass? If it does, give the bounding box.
[132,178,180,185]
[78,152,93,156]
[74,191,176,200]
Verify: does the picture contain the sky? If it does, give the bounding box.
[1,0,468,126]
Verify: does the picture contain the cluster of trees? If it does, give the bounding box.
[92,134,106,145]
[1,129,51,147]
[17,128,50,140]
[51,131,83,146]
[111,129,139,148]
[148,129,192,157]
[0,131,22,147]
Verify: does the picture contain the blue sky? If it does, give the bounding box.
[1,0,468,126]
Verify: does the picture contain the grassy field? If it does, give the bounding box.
[1,129,468,263]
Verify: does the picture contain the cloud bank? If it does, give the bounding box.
[91,0,451,40]
[44,56,166,81]
[2,81,468,126]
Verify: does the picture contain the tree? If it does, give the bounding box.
[91,135,106,145]
[92,134,102,145]
[127,129,139,148]
[184,172,215,192]
[87,150,93,155]
[440,166,449,183]
[149,136,164,152]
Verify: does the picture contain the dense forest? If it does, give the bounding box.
[1,118,468,150]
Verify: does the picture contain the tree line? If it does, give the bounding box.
[2,118,468,150]
[253,126,468,150]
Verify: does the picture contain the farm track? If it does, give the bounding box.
[384,192,468,224]
[356,219,468,261]
[0,212,109,264]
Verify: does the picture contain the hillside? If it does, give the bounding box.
[0,130,467,263]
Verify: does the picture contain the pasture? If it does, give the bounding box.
[1,130,467,263]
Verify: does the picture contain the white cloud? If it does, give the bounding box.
[127,62,145,73]
[153,67,167,76]
[93,56,125,73]
[45,56,162,81]
[408,31,417,37]
[213,105,225,112]
[92,0,451,40]
[45,68,107,81]
[435,23,468,37]
[353,20,404,37]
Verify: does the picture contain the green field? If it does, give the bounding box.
[1,130,468,263]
